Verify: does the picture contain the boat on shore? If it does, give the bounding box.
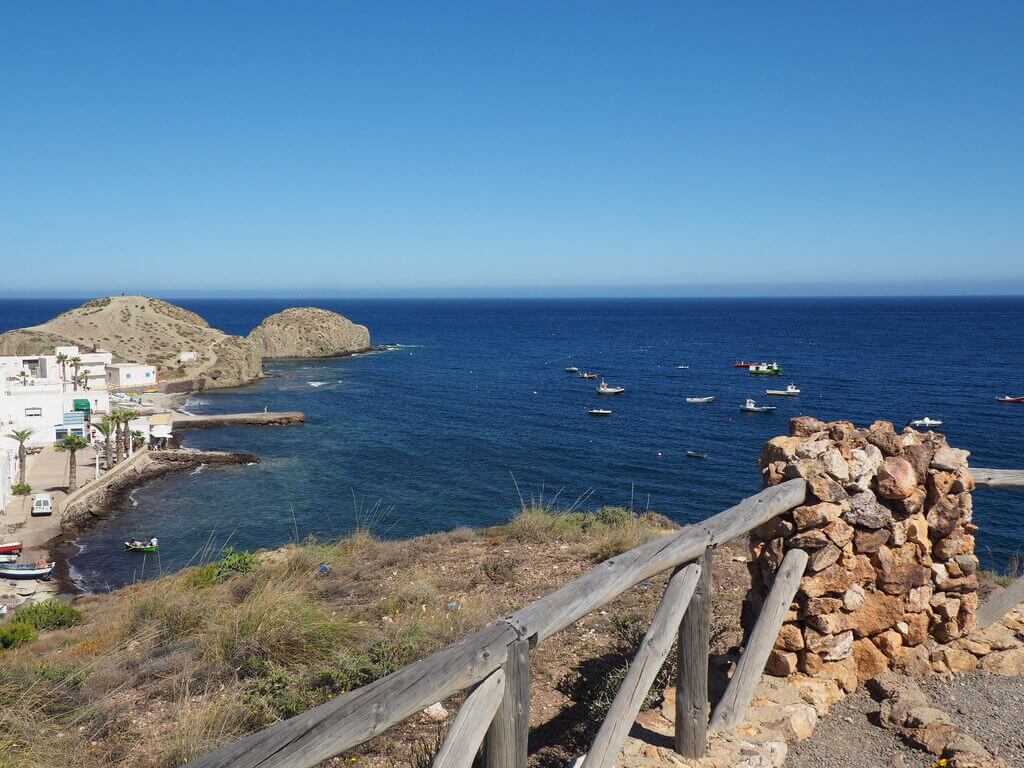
[740,398,776,413]
[766,383,800,397]
[996,396,1024,403]
[748,362,782,376]
[686,396,716,403]
[909,417,943,428]
[0,541,23,555]
[0,554,19,564]
[565,366,579,373]
[596,380,625,395]
[686,451,710,459]
[0,562,54,579]
[588,408,612,416]
[578,372,598,380]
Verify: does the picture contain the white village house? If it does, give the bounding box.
[105,363,158,388]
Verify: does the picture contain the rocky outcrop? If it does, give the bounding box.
[246,307,371,359]
[0,296,372,392]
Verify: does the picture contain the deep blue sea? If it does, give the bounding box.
[1,298,1022,589]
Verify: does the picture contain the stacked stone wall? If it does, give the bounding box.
[750,417,978,688]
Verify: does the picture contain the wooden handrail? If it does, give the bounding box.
[972,467,1024,488]
[183,479,807,768]
[433,671,506,768]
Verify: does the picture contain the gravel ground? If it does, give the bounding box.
[785,689,932,768]
[917,671,1024,763]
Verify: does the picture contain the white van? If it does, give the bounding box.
[31,494,53,516]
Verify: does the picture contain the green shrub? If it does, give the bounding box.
[11,483,31,496]
[15,599,84,631]
[0,622,39,650]
[187,548,260,586]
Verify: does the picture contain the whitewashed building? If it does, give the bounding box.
[105,363,158,388]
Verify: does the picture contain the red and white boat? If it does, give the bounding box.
[733,361,757,368]
[0,541,23,555]
[996,396,1024,403]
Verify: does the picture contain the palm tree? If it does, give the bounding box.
[55,434,89,492]
[75,371,90,391]
[17,370,28,387]
[93,417,117,470]
[5,428,35,485]
[55,352,68,382]
[114,410,138,460]
[70,356,83,391]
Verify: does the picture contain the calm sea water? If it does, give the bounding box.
[1,298,1022,589]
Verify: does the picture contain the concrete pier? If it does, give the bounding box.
[171,411,305,429]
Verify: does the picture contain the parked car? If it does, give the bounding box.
[31,493,53,516]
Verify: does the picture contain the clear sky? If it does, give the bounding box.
[1,2,1022,297]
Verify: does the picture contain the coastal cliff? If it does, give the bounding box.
[0,296,370,391]
[247,306,371,359]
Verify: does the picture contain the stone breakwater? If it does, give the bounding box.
[61,449,259,533]
[750,416,981,687]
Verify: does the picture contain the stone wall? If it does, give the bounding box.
[749,416,979,688]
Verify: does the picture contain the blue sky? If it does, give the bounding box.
[1,2,1021,297]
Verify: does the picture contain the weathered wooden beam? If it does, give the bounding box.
[581,563,702,768]
[972,467,1024,489]
[184,621,519,768]
[977,574,1024,629]
[485,638,530,768]
[675,547,713,758]
[433,670,506,768]
[709,548,809,732]
[513,479,806,643]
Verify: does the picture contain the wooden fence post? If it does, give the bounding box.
[485,638,529,768]
[675,546,713,757]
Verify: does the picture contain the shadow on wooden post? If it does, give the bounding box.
[675,546,713,757]
[485,638,530,768]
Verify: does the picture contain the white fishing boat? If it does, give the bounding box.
[909,417,943,428]
[579,372,598,380]
[676,365,690,369]
[686,396,716,403]
[588,408,612,416]
[740,398,776,413]
[0,554,18,564]
[686,451,710,459]
[748,362,782,376]
[766,383,800,397]
[565,366,579,373]
[596,380,625,395]
[0,562,54,579]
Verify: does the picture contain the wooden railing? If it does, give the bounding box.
[184,479,807,768]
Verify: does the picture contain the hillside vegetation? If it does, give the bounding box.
[0,506,680,768]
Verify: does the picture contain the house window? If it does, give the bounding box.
[25,407,42,417]
[126,372,131,379]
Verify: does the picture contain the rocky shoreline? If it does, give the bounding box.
[48,449,259,594]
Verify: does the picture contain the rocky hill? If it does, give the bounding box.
[0,296,370,390]
[247,307,371,359]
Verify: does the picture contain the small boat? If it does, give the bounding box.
[578,372,599,380]
[766,383,800,397]
[734,361,757,368]
[596,380,625,395]
[740,398,776,413]
[676,365,690,369]
[0,541,23,555]
[996,396,1024,403]
[125,538,159,553]
[0,554,19,564]
[565,366,579,373]
[748,362,782,376]
[686,451,710,459]
[909,417,943,428]
[686,396,716,404]
[0,562,54,579]
[588,408,612,416]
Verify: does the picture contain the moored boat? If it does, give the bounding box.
[588,408,612,416]
[676,365,690,369]
[0,541,23,555]
[740,398,776,413]
[748,362,782,376]
[565,366,579,373]
[766,383,800,397]
[0,562,55,579]
[685,396,716,403]
[996,396,1024,403]
[125,537,159,553]
[686,451,710,459]
[578,372,598,380]
[596,380,625,395]
[909,417,943,428]
[733,361,756,368]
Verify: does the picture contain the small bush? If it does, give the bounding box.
[15,599,84,631]
[11,483,31,496]
[482,554,517,583]
[186,548,259,587]
[0,622,39,650]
